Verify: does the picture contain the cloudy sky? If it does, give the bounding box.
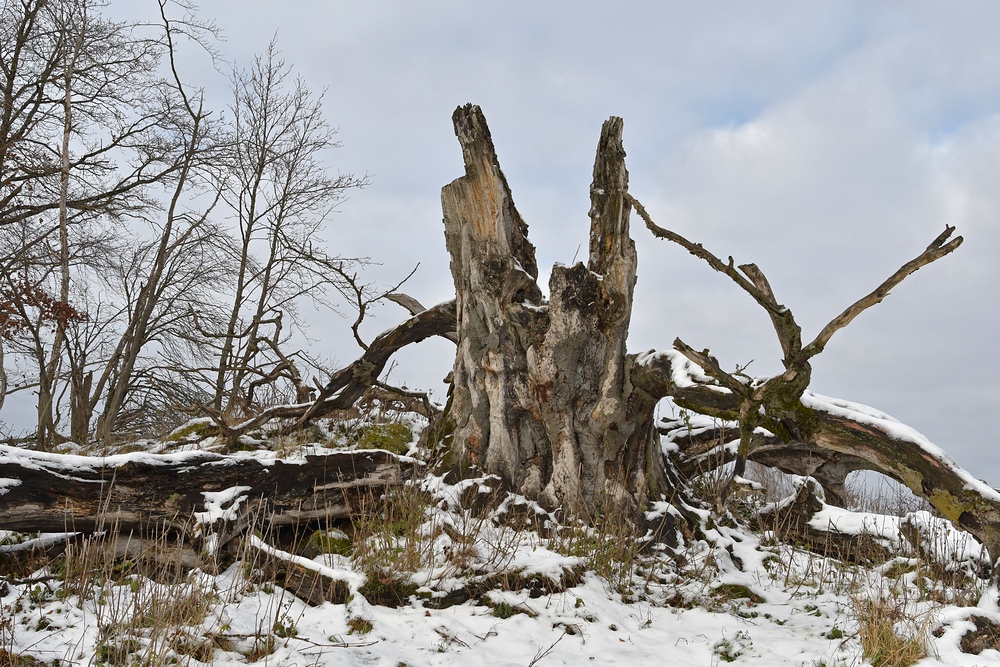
[175,1,1000,482]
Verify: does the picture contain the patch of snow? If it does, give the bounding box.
[635,348,729,393]
[248,535,365,591]
[194,485,253,525]
[0,477,21,495]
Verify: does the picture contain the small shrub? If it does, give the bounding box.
[273,613,297,638]
[348,617,373,635]
[712,630,752,662]
[492,601,517,619]
[352,483,436,578]
[94,639,141,665]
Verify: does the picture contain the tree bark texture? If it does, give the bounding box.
[442,104,667,513]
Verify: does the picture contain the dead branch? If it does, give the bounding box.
[297,298,456,426]
[800,225,962,359]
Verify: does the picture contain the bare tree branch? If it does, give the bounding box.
[801,225,963,359]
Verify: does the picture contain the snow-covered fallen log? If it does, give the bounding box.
[636,352,1000,569]
[760,478,990,579]
[0,446,414,551]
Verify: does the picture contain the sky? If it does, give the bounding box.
[118,2,1000,483]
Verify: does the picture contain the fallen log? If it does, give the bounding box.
[248,535,353,606]
[760,478,990,578]
[759,478,895,564]
[0,445,414,553]
[633,350,1000,567]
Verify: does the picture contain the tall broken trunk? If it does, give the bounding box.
[435,105,1000,570]
[442,104,667,513]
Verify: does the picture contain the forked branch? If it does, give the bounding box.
[800,225,963,359]
[628,193,804,368]
[630,194,964,513]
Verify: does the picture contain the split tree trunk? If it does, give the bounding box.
[441,104,669,514]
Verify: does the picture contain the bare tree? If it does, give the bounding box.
[1,1,370,445]
[91,0,226,443]
[206,40,366,418]
[0,0,213,446]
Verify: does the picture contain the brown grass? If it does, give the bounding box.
[852,593,931,667]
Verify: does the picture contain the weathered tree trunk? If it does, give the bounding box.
[441,104,668,514]
[435,104,1000,569]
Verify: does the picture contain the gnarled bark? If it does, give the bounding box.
[442,104,668,513]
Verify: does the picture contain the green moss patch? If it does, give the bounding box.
[713,583,766,605]
[357,422,412,454]
[166,418,219,442]
[310,529,352,556]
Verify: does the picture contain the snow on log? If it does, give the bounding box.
[0,446,414,546]
[761,478,989,577]
[634,350,1000,566]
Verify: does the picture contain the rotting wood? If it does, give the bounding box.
[248,537,350,606]
[440,104,675,516]
[0,446,413,554]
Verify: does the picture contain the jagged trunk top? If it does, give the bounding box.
[440,104,666,513]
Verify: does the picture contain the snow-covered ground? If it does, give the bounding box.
[3,483,999,666]
[2,414,999,666]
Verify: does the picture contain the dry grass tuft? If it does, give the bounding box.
[851,592,933,667]
[549,494,644,600]
[352,482,438,578]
